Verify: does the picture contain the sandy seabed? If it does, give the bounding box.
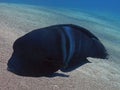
[0,3,120,90]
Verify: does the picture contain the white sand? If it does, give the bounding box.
[0,3,120,90]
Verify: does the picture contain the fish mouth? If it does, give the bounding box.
[7,53,27,76]
[7,53,58,77]
[7,66,17,74]
[7,61,35,77]
[7,60,23,76]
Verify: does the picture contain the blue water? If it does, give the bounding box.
[0,0,120,14]
[0,0,120,24]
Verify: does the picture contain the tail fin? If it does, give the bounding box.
[91,38,108,59]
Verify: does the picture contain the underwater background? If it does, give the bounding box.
[0,0,120,90]
[0,0,119,14]
[0,0,120,27]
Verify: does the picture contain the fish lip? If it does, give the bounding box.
[7,60,16,72]
[7,61,19,74]
[7,66,18,75]
[7,63,26,76]
[7,67,14,73]
[7,54,25,75]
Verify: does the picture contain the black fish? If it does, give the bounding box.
[7,24,108,77]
